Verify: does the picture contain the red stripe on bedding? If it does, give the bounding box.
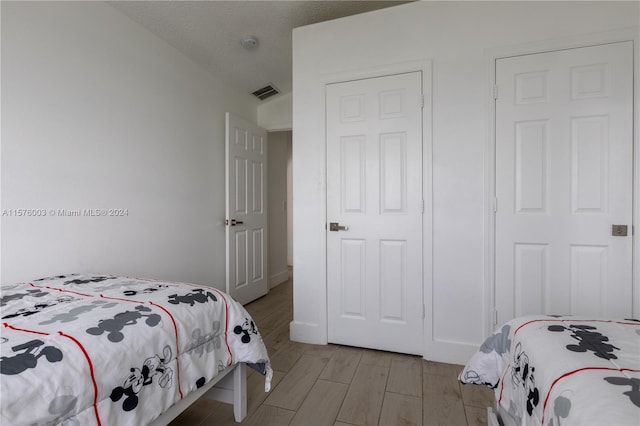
[28,283,93,298]
[211,291,233,364]
[149,302,184,400]
[514,318,640,336]
[2,323,50,336]
[497,362,510,405]
[99,294,142,303]
[58,332,102,426]
[541,366,640,424]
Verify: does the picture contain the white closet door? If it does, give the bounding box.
[495,42,633,325]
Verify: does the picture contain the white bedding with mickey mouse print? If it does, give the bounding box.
[0,273,272,426]
[459,315,640,426]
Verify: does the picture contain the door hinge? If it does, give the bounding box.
[493,84,499,99]
[423,303,426,319]
[422,199,425,214]
[420,94,424,108]
[493,309,498,326]
[493,197,498,213]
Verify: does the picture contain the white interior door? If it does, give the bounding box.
[495,42,634,326]
[326,72,423,355]
[225,112,268,305]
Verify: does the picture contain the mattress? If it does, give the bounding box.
[459,315,640,425]
[0,273,272,425]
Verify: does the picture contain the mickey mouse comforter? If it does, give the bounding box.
[459,315,640,426]
[0,273,272,426]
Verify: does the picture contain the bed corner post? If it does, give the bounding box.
[233,363,247,422]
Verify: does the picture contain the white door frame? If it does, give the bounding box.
[318,59,433,357]
[485,29,639,338]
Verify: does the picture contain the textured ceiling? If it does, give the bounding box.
[109,1,412,101]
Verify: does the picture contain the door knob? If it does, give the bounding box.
[611,224,628,236]
[225,219,244,226]
[329,222,348,231]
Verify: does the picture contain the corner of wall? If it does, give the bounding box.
[257,93,292,131]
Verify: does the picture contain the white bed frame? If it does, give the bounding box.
[149,362,247,425]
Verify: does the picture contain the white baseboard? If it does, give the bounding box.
[289,320,326,345]
[424,340,479,365]
[269,269,289,288]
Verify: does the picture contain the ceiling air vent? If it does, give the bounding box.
[252,84,279,101]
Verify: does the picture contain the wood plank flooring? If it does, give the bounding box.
[169,277,493,426]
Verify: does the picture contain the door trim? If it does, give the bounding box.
[485,30,639,340]
[297,59,433,356]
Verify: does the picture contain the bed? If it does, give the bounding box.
[459,315,640,426]
[0,273,272,426]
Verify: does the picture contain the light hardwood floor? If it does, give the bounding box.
[169,278,493,426]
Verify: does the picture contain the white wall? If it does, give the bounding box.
[1,2,257,287]
[267,131,290,287]
[257,93,292,131]
[291,1,639,363]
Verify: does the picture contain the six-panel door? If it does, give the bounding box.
[326,72,424,355]
[226,112,268,305]
[495,42,633,326]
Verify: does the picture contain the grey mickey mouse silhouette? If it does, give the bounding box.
[167,288,217,306]
[550,395,572,426]
[2,301,54,319]
[604,377,640,408]
[186,322,222,357]
[39,300,118,325]
[34,274,70,281]
[86,305,161,342]
[64,276,112,285]
[480,324,511,355]
[547,324,620,360]
[39,305,96,325]
[2,295,76,319]
[0,339,63,375]
[47,394,79,426]
[0,288,48,307]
